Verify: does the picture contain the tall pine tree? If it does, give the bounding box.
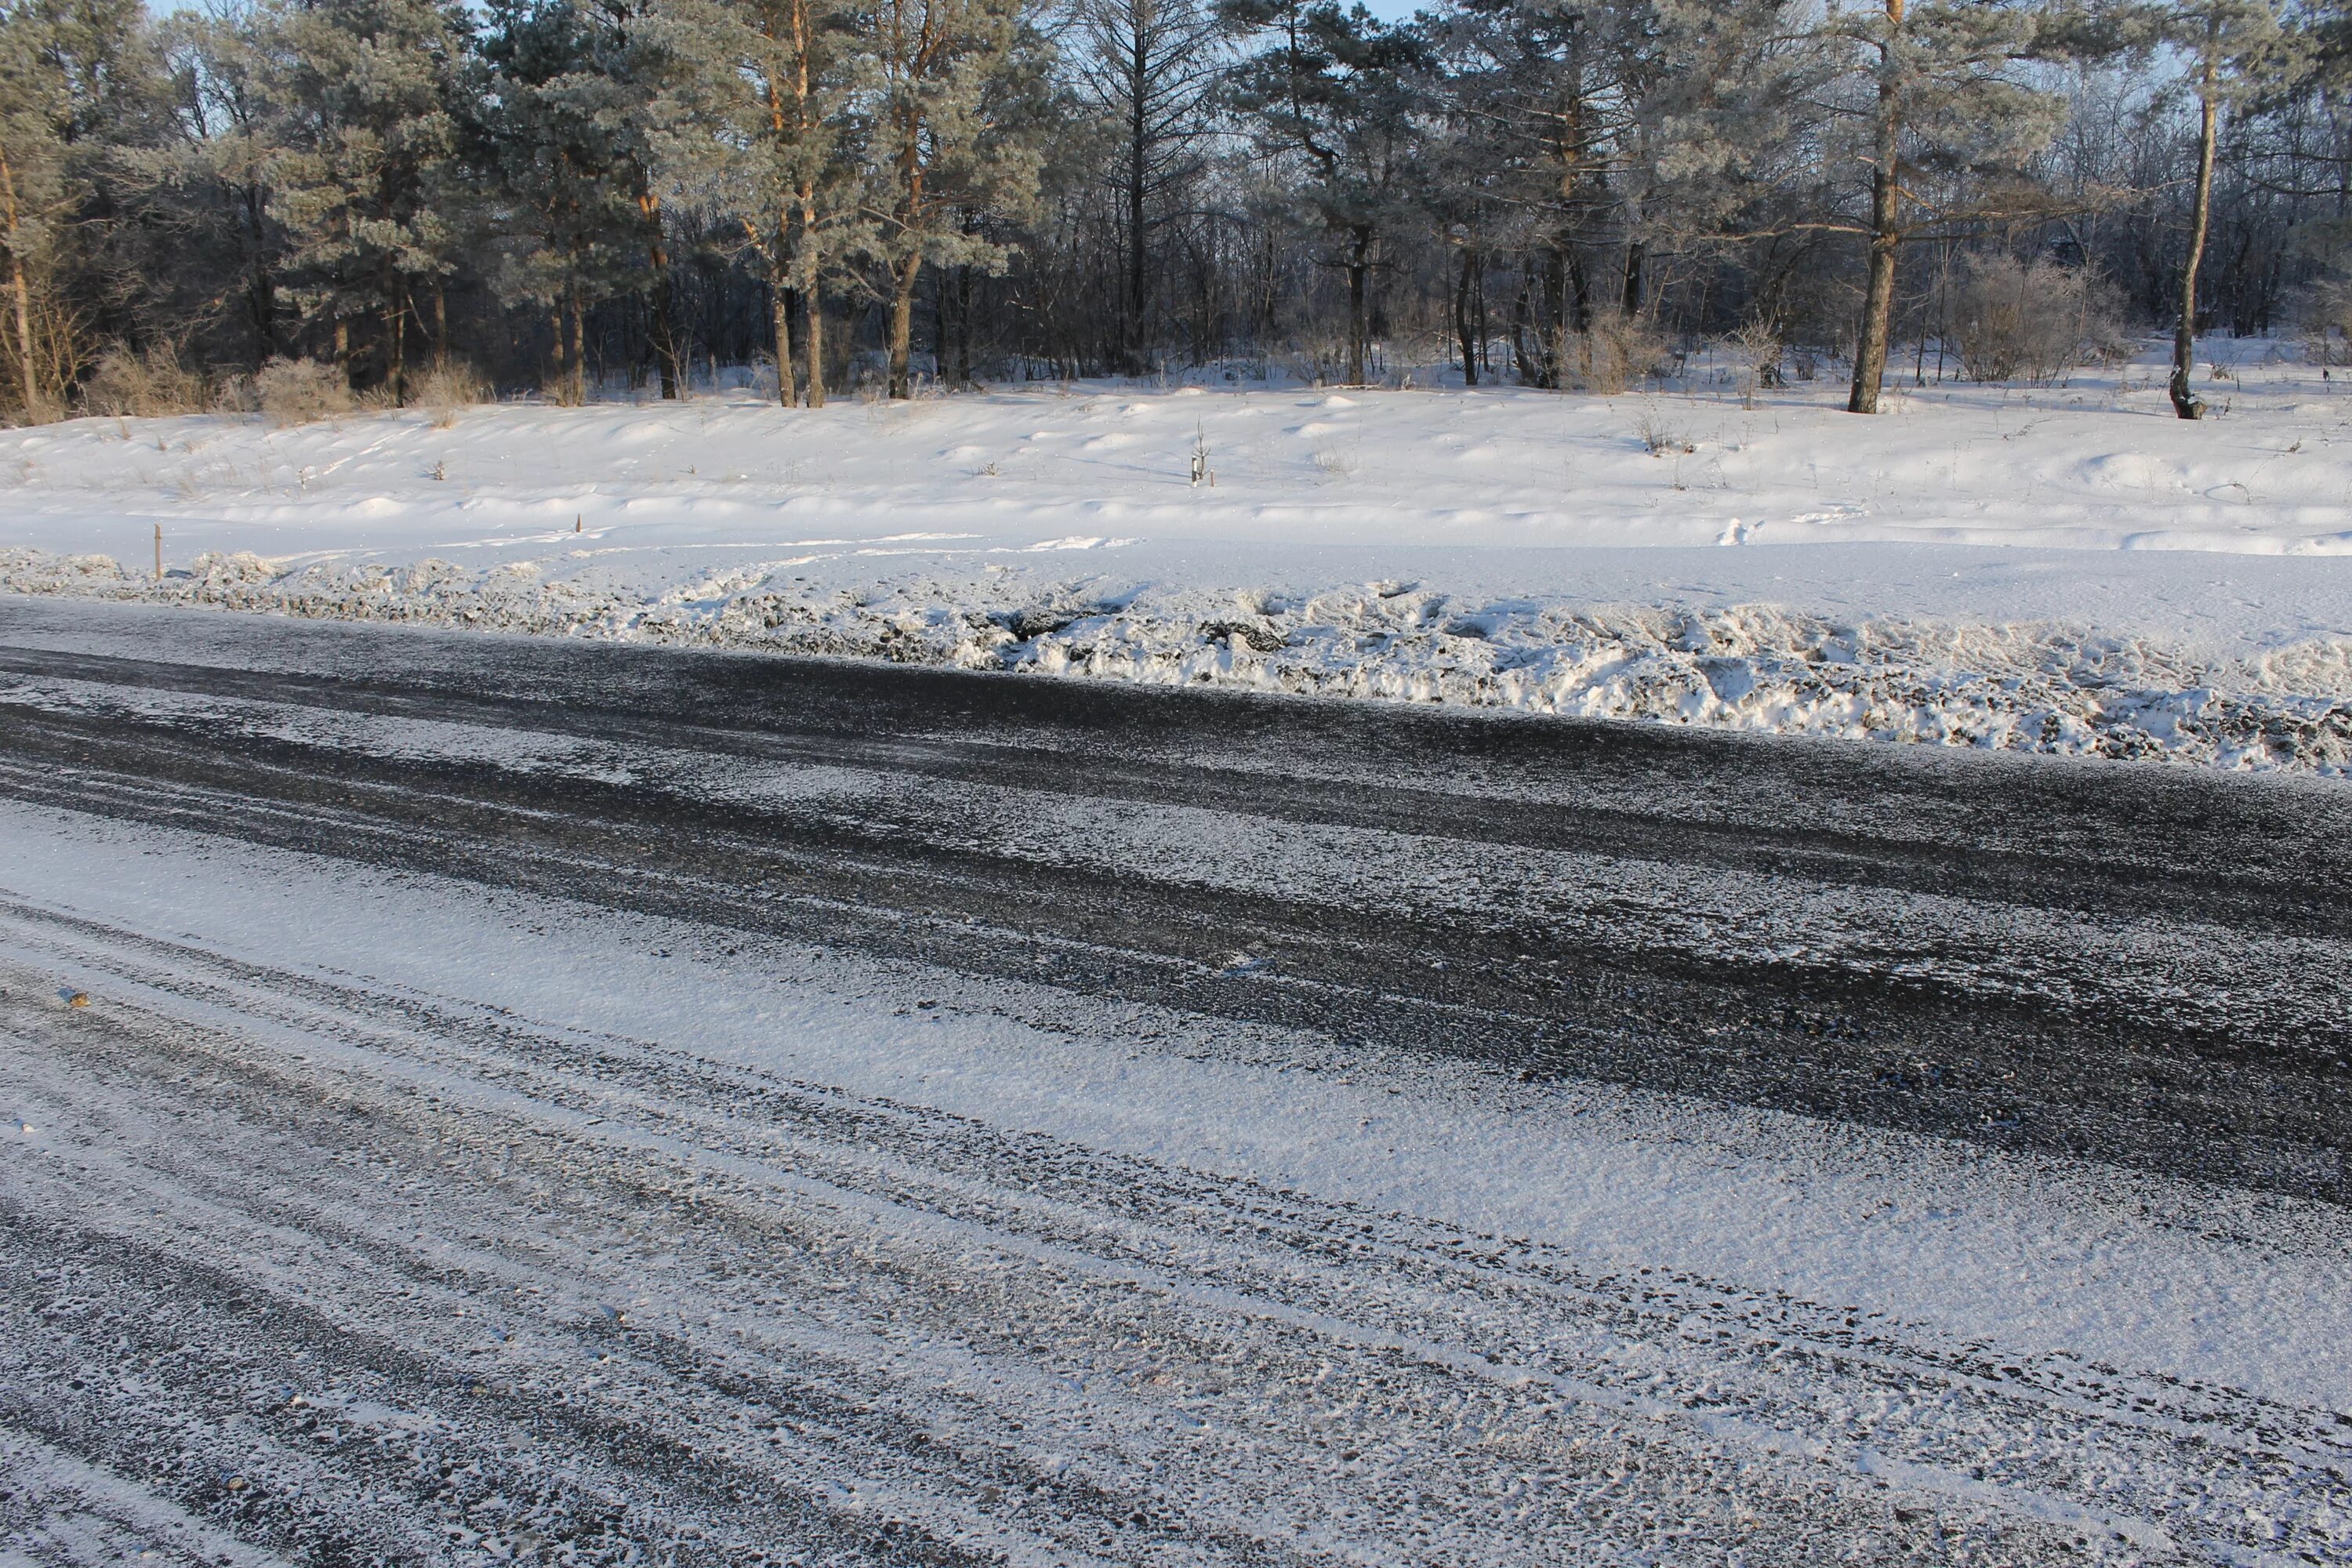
[1220,0,1422,387]
[263,0,474,398]
[857,0,1046,397]
[662,0,864,404]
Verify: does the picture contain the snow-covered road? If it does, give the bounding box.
[1,599,2347,1566]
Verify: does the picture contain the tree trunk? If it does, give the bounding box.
[771,275,798,408]
[433,282,448,372]
[933,266,948,386]
[1544,250,1573,388]
[566,285,586,406]
[387,278,408,405]
[242,182,277,372]
[0,152,43,418]
[334,318,351,390]
[1847,0,1905,415]
[2171,32,2219,421]
[1475,260,1488,377]
[1454,245,1479,388]
[1258,226,1278,346]
[794,174,827,406]
[953,264,974,388]
[5,252,34,418]
[804,278,826,407]
[1345,227,1370,387]
[644,194,680,400]
[1126,25,1149,370]
[248,270,276,370]
[889,252,921,398]
[1510,283,1532,386]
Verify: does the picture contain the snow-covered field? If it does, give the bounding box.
[5,344,2350,772]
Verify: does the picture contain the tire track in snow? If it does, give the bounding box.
[3,903,2344,1564]
[0,652,2343,1201]
[0,601,2346,1563]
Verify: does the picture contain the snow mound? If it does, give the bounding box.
[8,545,2346,775]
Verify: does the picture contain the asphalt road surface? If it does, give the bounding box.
[1,597,2347,1566]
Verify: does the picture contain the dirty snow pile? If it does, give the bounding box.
[5,343,2351,773]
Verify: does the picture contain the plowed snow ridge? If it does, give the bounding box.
[9,543,2351,775]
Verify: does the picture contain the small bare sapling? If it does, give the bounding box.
[1635,405,1694,456]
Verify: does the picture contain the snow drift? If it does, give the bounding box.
[6,543,2347,774]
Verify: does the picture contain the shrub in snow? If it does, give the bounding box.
[409,363,489,426]
[256,358,357,426]
[1724,320,1785,405]
[1570,310,1671,394]
[1953,254,2128,386]
[81,343,209,418]
[2292,274,2352,366]
[1634,404,1694,456]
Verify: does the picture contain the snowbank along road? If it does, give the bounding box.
[0,597,2347,1566]
[9,367,2352,774]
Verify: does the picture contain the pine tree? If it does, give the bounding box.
[1616,0,1826,299]
[660,0,865,405]
[1412,23,1498,383]
[0,0,166,415]
[156,4,289,371]
[1820,0,2082,412]
[545,0,689,394]
[855,0,1047,397]
[1419,0,1631,387]
[1219,0,1422,387]
[263,0,474,400]
[0,0,73,415]
[478,0,660,402]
